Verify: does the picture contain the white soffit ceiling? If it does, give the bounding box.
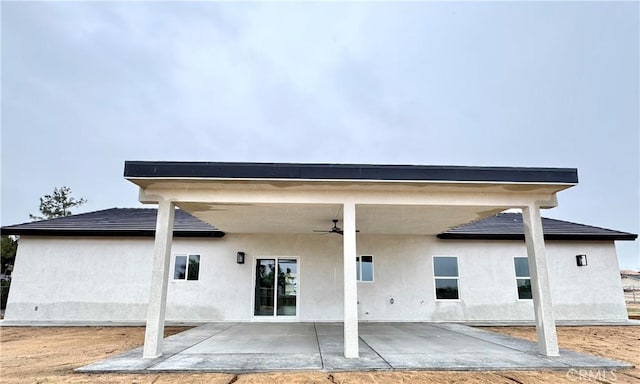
[176,202,505,235]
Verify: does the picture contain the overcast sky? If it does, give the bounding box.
[1,1,638,269]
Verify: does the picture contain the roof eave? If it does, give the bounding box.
[437,233,637,241]
[0,228,225,238]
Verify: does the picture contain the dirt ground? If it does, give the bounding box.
[0,326,639,384]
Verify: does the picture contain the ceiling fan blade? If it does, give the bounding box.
[313,218,360,235]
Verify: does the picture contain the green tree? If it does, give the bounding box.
[1,235,17,268]
[29,186,87,221]
[1,235,16,308]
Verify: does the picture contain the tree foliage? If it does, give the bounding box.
[1,236,17,263]
[29,186,87,221]
[1,235,18,277]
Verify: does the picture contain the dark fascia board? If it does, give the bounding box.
[437,233,638,241]
[0,228,225,238]
[124,161,579,184]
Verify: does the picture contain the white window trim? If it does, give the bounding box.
[433,256,461,301]
[514,256,532,301]
[356,255,374,283]
[250,256,300,322]
[173,254,201,281]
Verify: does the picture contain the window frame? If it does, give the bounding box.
[513,256,532,300]
[173,254,201,281]
[356,255,374,283]
[433,256,460,301]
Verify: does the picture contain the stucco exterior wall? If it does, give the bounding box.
[5,237,153,321]
[4,234,628,323]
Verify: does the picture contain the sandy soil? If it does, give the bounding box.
[1,325,638,384]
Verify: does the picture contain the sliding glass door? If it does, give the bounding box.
[254,258,298,317]
[254,259,276,316]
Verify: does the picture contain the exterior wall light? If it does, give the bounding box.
[237,252,245,264]
[576,254,587,267]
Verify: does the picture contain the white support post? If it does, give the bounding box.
[143,199,175,358]
[522,204,559,356]
[342,201,359,358]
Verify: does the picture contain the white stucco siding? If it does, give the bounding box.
[430,240,537,321]
[356,238,534,321]
[165,238,246,321]
[545,241,627,320]
[426,240,627,321]
[5,237,153,321]
[356,236,434,321]
[4,234,628,323]
[181,234,345,322]
[164,234,345,321]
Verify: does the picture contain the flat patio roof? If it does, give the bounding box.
[124,161,579,184]
[123,161,579,236]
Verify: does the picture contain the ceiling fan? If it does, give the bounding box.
[313,219,359,235]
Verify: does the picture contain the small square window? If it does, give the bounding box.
[434,256,458,277]
[174,254,200,281]
[514,257,530,277]
[516,278,533,300]
[435,278,459,300]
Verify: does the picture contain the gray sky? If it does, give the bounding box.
[2,1,638,269]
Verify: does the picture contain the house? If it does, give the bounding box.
[621,270,640,291]
[1,161,637,359]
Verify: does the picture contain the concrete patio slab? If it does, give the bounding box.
[78,323,235,371]
[184,323,319,354]
[76,322,634,373]
[315,323,390,371]
[151,353,323,372]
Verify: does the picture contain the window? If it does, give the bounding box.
[356,255,374,282]
[433,256,459,300]
[174,254,200,281]
[514,257,532,299]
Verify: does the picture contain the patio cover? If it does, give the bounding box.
[124,161,578,359]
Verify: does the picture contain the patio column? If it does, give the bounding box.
[343,201,359,358]
[522,204,559,356]
[143,199,175,358]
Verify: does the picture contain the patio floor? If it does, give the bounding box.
[77,322,633,373]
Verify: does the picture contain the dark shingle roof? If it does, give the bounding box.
[2,209,635,241]
[438,213,637,241]
[1,208,224,238]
